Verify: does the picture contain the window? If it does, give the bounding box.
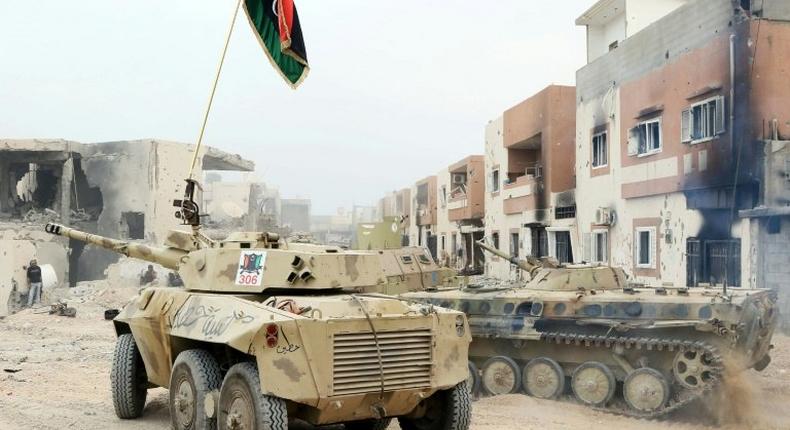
[635,227,656,268]
[552,231,574,264]
[687,238,741,287]
[682,96,725,143]
[530,227,548,258]
[592,131,608,168]
[440,185,447,208]
[628,118,662,156]
[591,231,607,263]
[490,169,500,193]
[492,232,500,250]
[510,233,519,258]
[555,205,576,220]
[441,234,446,252]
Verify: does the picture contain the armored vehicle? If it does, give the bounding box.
[44,188,472,430]
[401,240,778,417]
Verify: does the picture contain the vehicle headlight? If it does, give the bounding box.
[455,314,465,336]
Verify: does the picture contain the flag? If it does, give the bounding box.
[243,0,309,88]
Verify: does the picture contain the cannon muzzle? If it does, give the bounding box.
[45,223,186,270]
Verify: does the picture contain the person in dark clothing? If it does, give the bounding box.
[140,265,158,285]
[26,259,43,307]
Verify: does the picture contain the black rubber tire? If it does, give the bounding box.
[111,333,148,419]
[467,361,481,396]
[398,381,471,430]
[169,349,223,430]
[218,362,287,430]
[343,418,392,430]
[481,356,521,395]
[753,354,771,372]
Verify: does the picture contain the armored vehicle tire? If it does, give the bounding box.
[343,418,392,430]
[398,381,471,430]
[218,362,287,430]
[466,361,480,395]
[169,349,222,430]
[570,361,615,406]
[623,368,670,413]
[481,356,521,395]
[111,333,148,419]
[522,357,564,400]
[672,350,715,389]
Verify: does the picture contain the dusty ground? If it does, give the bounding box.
[1,281,789,430]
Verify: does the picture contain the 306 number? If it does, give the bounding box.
[238,274,258,285]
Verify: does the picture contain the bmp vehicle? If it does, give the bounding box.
[402,239,778,417]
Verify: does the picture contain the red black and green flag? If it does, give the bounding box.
[243,0,309,88]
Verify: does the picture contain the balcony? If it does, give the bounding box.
[502,166,542,215]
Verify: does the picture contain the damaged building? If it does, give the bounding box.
[574,0,790,326]
[0,138,253,316]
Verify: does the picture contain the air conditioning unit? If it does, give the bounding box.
[452,174,466,185]
[595,207,614,226]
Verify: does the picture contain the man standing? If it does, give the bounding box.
[26,259,43,307]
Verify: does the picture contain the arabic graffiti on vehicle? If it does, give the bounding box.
[172,303,255,339]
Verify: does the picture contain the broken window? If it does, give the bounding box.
[591,230,608,263]
[682,96,725,143]
[121,212,145,239]
[592,131,607,168]
[628,118,662,157]
[635,227,656,268]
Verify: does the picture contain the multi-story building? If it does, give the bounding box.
[410,175,438,257]
[435,155,486,272]
[484,85,577,279]
[574,0,790,321]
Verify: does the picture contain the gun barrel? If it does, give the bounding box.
[45,223,186,270]
[475,239,538,273]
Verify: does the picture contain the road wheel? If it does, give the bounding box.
[343,418,392,430]
[571,361,615,406]
[623,368,670,413]
[522,357,564,399]
[170,350,222,430]
[111,333,148,419]
[218,362,287,430]
[481,356,521,395]
[398,381,471,430]
[466,361,480,396]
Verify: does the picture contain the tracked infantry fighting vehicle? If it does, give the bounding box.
[44,182,472,430]
[401,239,778,417]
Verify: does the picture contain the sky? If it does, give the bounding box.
[0,0,591,215]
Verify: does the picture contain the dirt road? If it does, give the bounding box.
[1,283,788,429]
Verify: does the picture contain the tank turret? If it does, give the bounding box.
[44,217,472,428]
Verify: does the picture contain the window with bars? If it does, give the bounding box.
[686,238,741,287]
[555,205,576,219]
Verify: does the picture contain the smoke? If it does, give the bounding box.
[702,362,786,430]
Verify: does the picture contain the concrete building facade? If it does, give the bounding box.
[484,85,578,279]
[410,176,438,257]
[574,0,790,328]
[0,138,252,315]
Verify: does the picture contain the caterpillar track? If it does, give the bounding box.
[539,331,725,419]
